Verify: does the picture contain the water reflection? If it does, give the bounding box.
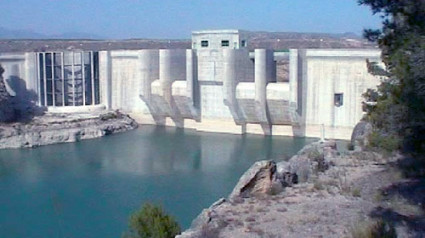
[0,126,316,237]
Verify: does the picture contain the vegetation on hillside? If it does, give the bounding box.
[0,64,16,123]
[359,0,425,161]
[0,65,9,103]
[124,203,181,238]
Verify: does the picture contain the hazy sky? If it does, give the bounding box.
[1,0,382,39]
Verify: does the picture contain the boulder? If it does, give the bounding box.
[297,140,337,156]
[288,155,313,183]
[351,121,373,151]
[283,140,338,183]
[276,160,290,174]
[229,160,283,201]
[276,161,298,186]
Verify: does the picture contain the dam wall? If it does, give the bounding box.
[99,47,381,139]
[0,30,382,140]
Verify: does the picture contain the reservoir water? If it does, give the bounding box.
[0,125,316,237]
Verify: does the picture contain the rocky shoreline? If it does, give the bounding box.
[0,111,138,149]
[178,140,424,238]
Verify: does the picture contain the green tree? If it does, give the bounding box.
[359,0,425,157]
[0,64,16,122]
[125,203,181,238]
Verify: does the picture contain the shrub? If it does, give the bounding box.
[125,203,181,238]
[307,149,321,160]
[100,112,118,121]
[368,131,401,153]
[313,180,324,191]
[351,220,396,238]
[351,187,362,197]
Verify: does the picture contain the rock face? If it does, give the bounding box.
[0,111,138,149]
[351,121,373,151]
[228,141,337,201]
[229,161,283,201]
[179,140,419,238]
[278,140,338,183]
[178,140,340,238]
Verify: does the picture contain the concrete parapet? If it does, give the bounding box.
[266,83,298,125]
[235,82,256,123]
[304,49,381,58]
[47,105,106,113]
[171,80,193,118]
[266,83,290,100]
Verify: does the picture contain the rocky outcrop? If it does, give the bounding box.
[179,139,419,238]
[279,140,338,183]
[229,161,284,201]
[0,111,138,149]
[177,198,229,238]
[229,141,338,202]
[178,140,339,238]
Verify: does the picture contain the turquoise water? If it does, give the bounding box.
[0,125,316,237]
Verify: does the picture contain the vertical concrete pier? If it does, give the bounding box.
[186,49,200,119]
[223,49,243,124]
[255,49,273,134]
[223,49,236,107]
[99,51,112,109]
[254,49,269,122]
[186,50,195,102]
[139,50,159,103]
[158,49,187,126]
[159,49,173,100]
[289,49,298,104]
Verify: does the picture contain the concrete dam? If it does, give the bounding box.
[0,30,382,139]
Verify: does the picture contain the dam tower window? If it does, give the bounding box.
[37,51,100,107]
[221,40,230,47]
[241,40,247,47]
[334,93,343,107]
[201,40,209,47]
